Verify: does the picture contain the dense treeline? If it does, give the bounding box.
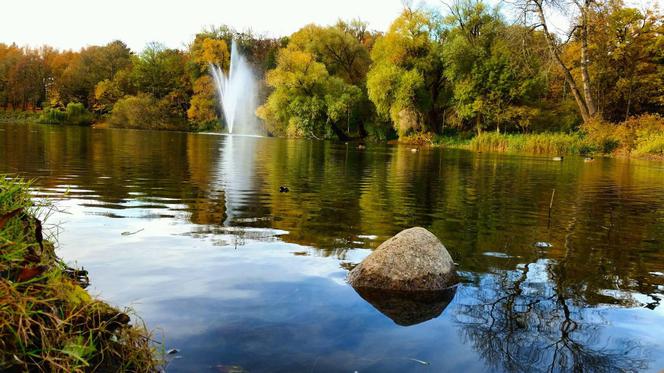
[0,27,284,130]
[0,0,662,147]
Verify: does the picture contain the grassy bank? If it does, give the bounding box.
[432,115,664,158]
[0,178,158,372]
[0,110,41,124]
[465,132,585,155]
[0,106,94,126]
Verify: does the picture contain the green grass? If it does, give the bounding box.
[0,177,159,372]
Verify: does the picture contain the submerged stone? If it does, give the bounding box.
[347,227,457,291]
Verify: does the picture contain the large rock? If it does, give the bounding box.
[347,227,457,291]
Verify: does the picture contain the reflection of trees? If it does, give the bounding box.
[2,124,664,298]
[455,260,649,372]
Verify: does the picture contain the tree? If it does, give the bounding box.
[187,37,230,128]
[443,1,547,133]
[130,43,189,100]
[514,0,600,122]
[366,8,448,136]
[289,23,371,85]
[257,48,361,139]
[585,1,664,121]
[57,41,132,107]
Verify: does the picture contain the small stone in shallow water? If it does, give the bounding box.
[534,241,553,248]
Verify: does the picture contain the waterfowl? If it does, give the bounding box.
[584,157,594,162]
[552,156,563,161]
[357,144,366,150]
[411,148,418,153]
[279,186,289,193]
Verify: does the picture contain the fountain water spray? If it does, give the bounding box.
[210,41,261,135]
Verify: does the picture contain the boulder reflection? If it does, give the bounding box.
[352,286,456,326]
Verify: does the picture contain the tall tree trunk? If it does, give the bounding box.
[535,1,591,122]
[579,1,597,116]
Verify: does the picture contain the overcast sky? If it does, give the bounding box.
[1,0,660,52]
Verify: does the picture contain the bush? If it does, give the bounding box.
[108,94,187,131]
[580,118,620,154]
[580,114,664,156]
[634,133,664,155]
[616,114,664,155]
[38,103,93,125]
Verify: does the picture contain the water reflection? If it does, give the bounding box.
[457,260,651,372]
[353,287,457,326]
[1,123,663,372]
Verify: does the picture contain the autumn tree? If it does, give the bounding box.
[187,37,230,128]
[57,41,132,107]
[585,1,664,121]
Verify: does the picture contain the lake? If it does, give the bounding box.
[1,122,664,372]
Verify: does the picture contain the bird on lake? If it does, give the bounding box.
[279,186,289,193]
[584,157,594,162]
[552,156,564,161]
[357,144,366,150]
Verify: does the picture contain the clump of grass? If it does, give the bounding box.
[0,177,159,372]
[468,132,584,155]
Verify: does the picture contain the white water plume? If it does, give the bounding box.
[209,41,261,135]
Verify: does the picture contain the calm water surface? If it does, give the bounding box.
[1,122,664,372]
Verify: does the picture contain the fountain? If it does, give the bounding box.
[209,41,261,135]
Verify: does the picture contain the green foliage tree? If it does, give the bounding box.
[130,43,189,100]
[257,48,361,139]
[367,8,448,137]
[443,1,547,133]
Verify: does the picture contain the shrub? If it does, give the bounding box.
[38,107,67,124]
[580,118,620,154]
[616,114,664,154]
[634,133,664,155]
[38,103,93,125]
[108,94,187,131]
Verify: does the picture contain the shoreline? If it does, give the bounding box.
[0,178,160,372]
[2,111,662,161]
